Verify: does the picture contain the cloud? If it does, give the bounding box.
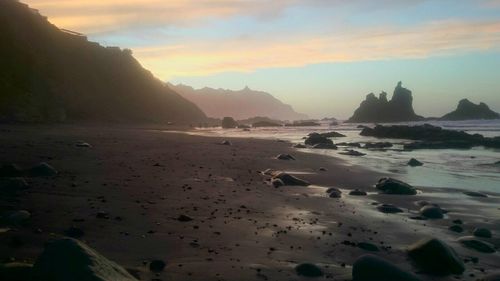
[133,20,500,79]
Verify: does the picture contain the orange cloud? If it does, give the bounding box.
[133,20,500,79]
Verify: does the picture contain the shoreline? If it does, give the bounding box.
[1,124,499,281]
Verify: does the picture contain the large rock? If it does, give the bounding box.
[458,236,496,253]
[407,238,465,275]
[312,143,337,149]
[375,178,417,195]
[32,238,138,281]
[352,254,421,281]
[272,172,310,186]
[276,154,295,160]
[347,82,423,123]
[408,158,423,167]
[305,133,334,146]
[441,99,500,121]
[473,228,492,238]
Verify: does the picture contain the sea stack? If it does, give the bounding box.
[348,81,423,123]
[441,99,500,121]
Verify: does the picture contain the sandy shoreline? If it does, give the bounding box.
[0,124,499,281]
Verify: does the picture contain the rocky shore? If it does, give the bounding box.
[0,124,499,281]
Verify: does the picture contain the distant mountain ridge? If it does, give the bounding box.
[169,83,308,121]
[0,0,206,123]
[441,99,499,121]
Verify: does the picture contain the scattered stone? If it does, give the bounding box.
[271,178,285,188]
[473,228,492,238]
[276,154,295,160]
[312,143,337,149]
[295,263,323,277]
[463,191,488,198]
[64,227,85,238]
[326,188,342,198]
[318,167,327,171]
[407,158,423,167]
[32,238,137,281]
[375,178,417,195]
[2,210,31,225]
[420,205,445,219]
[149,260,166,272]
[0,178,29,193]
[293,143,306,148]
[364,142,393,149]
[408,238,465,275]
[0,262,33,281]
[272,172,310,186]
[458,236,496,253]
[449,225,464,233]
[357,242,379,252]
[339,150,366,156]
[352,254,421,281]
[318,131,346,138]
[0,164,24,177]
[177,215,193,222]
[349,189,367,196]
[377,204,403,214]
[220,140,232,146]
[28,162,58,177]
[75,141,92,148]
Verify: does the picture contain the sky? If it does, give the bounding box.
[25,0,500,119]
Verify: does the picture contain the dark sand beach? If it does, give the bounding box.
[1,125,499,281]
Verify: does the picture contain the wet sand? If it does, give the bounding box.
[0,124,499,281]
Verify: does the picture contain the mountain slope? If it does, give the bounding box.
[0,0,206,123]
[441,99,499,120]
[169,84,308,121]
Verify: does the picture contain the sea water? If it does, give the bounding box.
[189,120,500,192]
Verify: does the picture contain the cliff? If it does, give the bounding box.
[0,0,206,123]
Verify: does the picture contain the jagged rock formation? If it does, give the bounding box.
[169,84,308,121]
[441,99,499,121]
[348,82,423,123]
[0,1,206,123]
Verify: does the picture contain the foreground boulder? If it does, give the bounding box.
[352,254,421,281]
[458,236,496,253]
[473,228,492,238]
[407,238,465,275]
[33,238,137,281]
[375,178,417,195]
[272,172,310,186]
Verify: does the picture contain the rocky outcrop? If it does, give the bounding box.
[360,124,500,149]
[221,117,238,128]
[441,99,499,121]
[348,82,423,123]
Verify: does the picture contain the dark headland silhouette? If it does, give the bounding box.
[348,81,424,123]
[441,99,500,121]
[169,83,308,121]
[0,1,205,123]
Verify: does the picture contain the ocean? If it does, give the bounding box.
[188,120,500,192]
